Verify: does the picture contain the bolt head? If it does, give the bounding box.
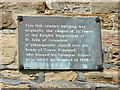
[18,16,23,22]
[19,64,24,70]
[98,65,103,70]
[95,17,101,23]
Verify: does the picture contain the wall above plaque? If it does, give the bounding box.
[18,16,102,70]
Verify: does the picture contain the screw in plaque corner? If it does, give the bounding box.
[19,64,24,70]
[97,65,103,71]
[95,17,101,23]
[17,16,23,22]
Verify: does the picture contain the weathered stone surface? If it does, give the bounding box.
[73,81,118,88]
[103,63,119,70]
[91,2,118,30]
[104,66,119,71]
[102,22,113,30]
[0,11,17,29]
[0,48,17,65]
[1,70,31,81]
[77,72,86,82]
[112,14,118,30]
[38,84,76,88]
[2,78,20,85]
[84,71,118,84]
[91,2,118,14]
[2,33,17,48]
[37,81,76,88]
[102,30,119,48]
[0,33,17,65]
[85,81,118,88]
[4,65,19,69]
[4,85,29,88]
[103,63,112,69]
[110,48,120,63]
[101,15,113,30]
[47,2,90,14]
[45,71,77,82]
[73,81,86,88]
[2,2,42,14]
[38,84,63,88]
[114,61,120,66]
[102,47,110,63]
[35,72,45,82]
[0,83,4,89]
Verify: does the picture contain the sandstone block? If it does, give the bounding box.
[0,83,4,89]
[2,2,42,14]
[37,84,63,88]
[45,71,77,82]
[110,48,120,63]
[0,48,17,65]
[35,72,45,82]
[77,72,86,82]
[0,11,17,29]
[47,2,90,14]
[1,70,31,81]
[37,81,76,88]
[37,84,76,88]
[2,33,17,48]
[84,71,118,84]
[4,85,29,89]
[101,30,119,48]
[114,61,120,66]
[91,2,118,14]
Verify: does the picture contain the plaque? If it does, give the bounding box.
[18,16,102,70]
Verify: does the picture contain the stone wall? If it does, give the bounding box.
[0,2,120,89]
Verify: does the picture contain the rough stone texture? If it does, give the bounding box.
[2,33,17,48]
[0,48,17,65]
[101,30,119,49]
[1,2,119,30]
[1,78,118,89]
[0,32,17,66]
[114,61,120,66]
[1,70,32,81]
[112,14,118,30]
[101,30,119,70]
[101,15,113,30]
[47,2,91,14]
[0,83,4,90]
[38,84,77,88]
[4,85,29,89]
[46,2,118,30]
[102,30,120,70]
[35,72,45,82]
[45,71,77,82]
[84,71,118,84]
[38,84,63,88]
[77,72,86,82]
[0,11,17,29]
[73,81,118,88]
[91,2,118,14]
[37,81,77,88]
[2,2,42,14]
[110,48,120,63]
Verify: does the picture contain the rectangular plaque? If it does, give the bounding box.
[18,16,102,70]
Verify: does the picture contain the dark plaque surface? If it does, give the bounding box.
[18,16,102,70]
